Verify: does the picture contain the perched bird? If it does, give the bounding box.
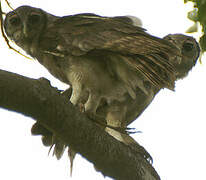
[122,33,200,126]
[4,5,199,175]
[31,33,199,175]
[4,6,180,110]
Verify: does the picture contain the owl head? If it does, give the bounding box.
[4,6,54,54]
[164,34,200,79]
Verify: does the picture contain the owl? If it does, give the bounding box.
[31,33,199,160]
[4,5,199,174]
[4,5,182,116]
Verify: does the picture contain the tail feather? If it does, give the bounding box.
[53,142,66,160]
[68,148,76,177]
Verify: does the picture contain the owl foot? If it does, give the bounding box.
[85,111,130,134]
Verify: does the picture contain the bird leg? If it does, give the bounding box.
[70,83,83,106]
[105,102,153,162]
[85,92,101,113]
[105,103,127,142]
[84,92,101,119]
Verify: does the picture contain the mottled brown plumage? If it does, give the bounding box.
[31,33,199,169]
[4,5,199,176]
[4,7,180,105]
[31,31,200,172]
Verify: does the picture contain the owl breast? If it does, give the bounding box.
[65,55,128,105]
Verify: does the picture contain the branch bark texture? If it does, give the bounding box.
[0,69,160,180]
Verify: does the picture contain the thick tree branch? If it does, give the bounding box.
[0,69,160,180]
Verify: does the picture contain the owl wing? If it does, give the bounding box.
[40,14,181,90]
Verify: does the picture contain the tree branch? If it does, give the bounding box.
[0,69,160,180]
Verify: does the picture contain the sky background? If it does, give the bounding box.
[0,0,205,180]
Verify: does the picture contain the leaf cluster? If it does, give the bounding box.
[185,0,206,52]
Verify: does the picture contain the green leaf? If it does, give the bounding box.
[187,9,198,22]
[186,23,198,33]
[200,35,206,52]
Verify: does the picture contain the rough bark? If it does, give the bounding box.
[0,69,160,180]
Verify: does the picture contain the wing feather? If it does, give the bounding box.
[41,14,181,90]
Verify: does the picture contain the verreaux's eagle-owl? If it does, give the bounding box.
[4,5,200,172]
[4,6,180,113]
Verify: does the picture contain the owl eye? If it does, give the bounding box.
[9,16,21,26]
[28,13,41,24]
[182,42,194,52]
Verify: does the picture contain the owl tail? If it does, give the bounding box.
[47,136,66,160]
[49,140,76,176]
[68,148,76,177]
